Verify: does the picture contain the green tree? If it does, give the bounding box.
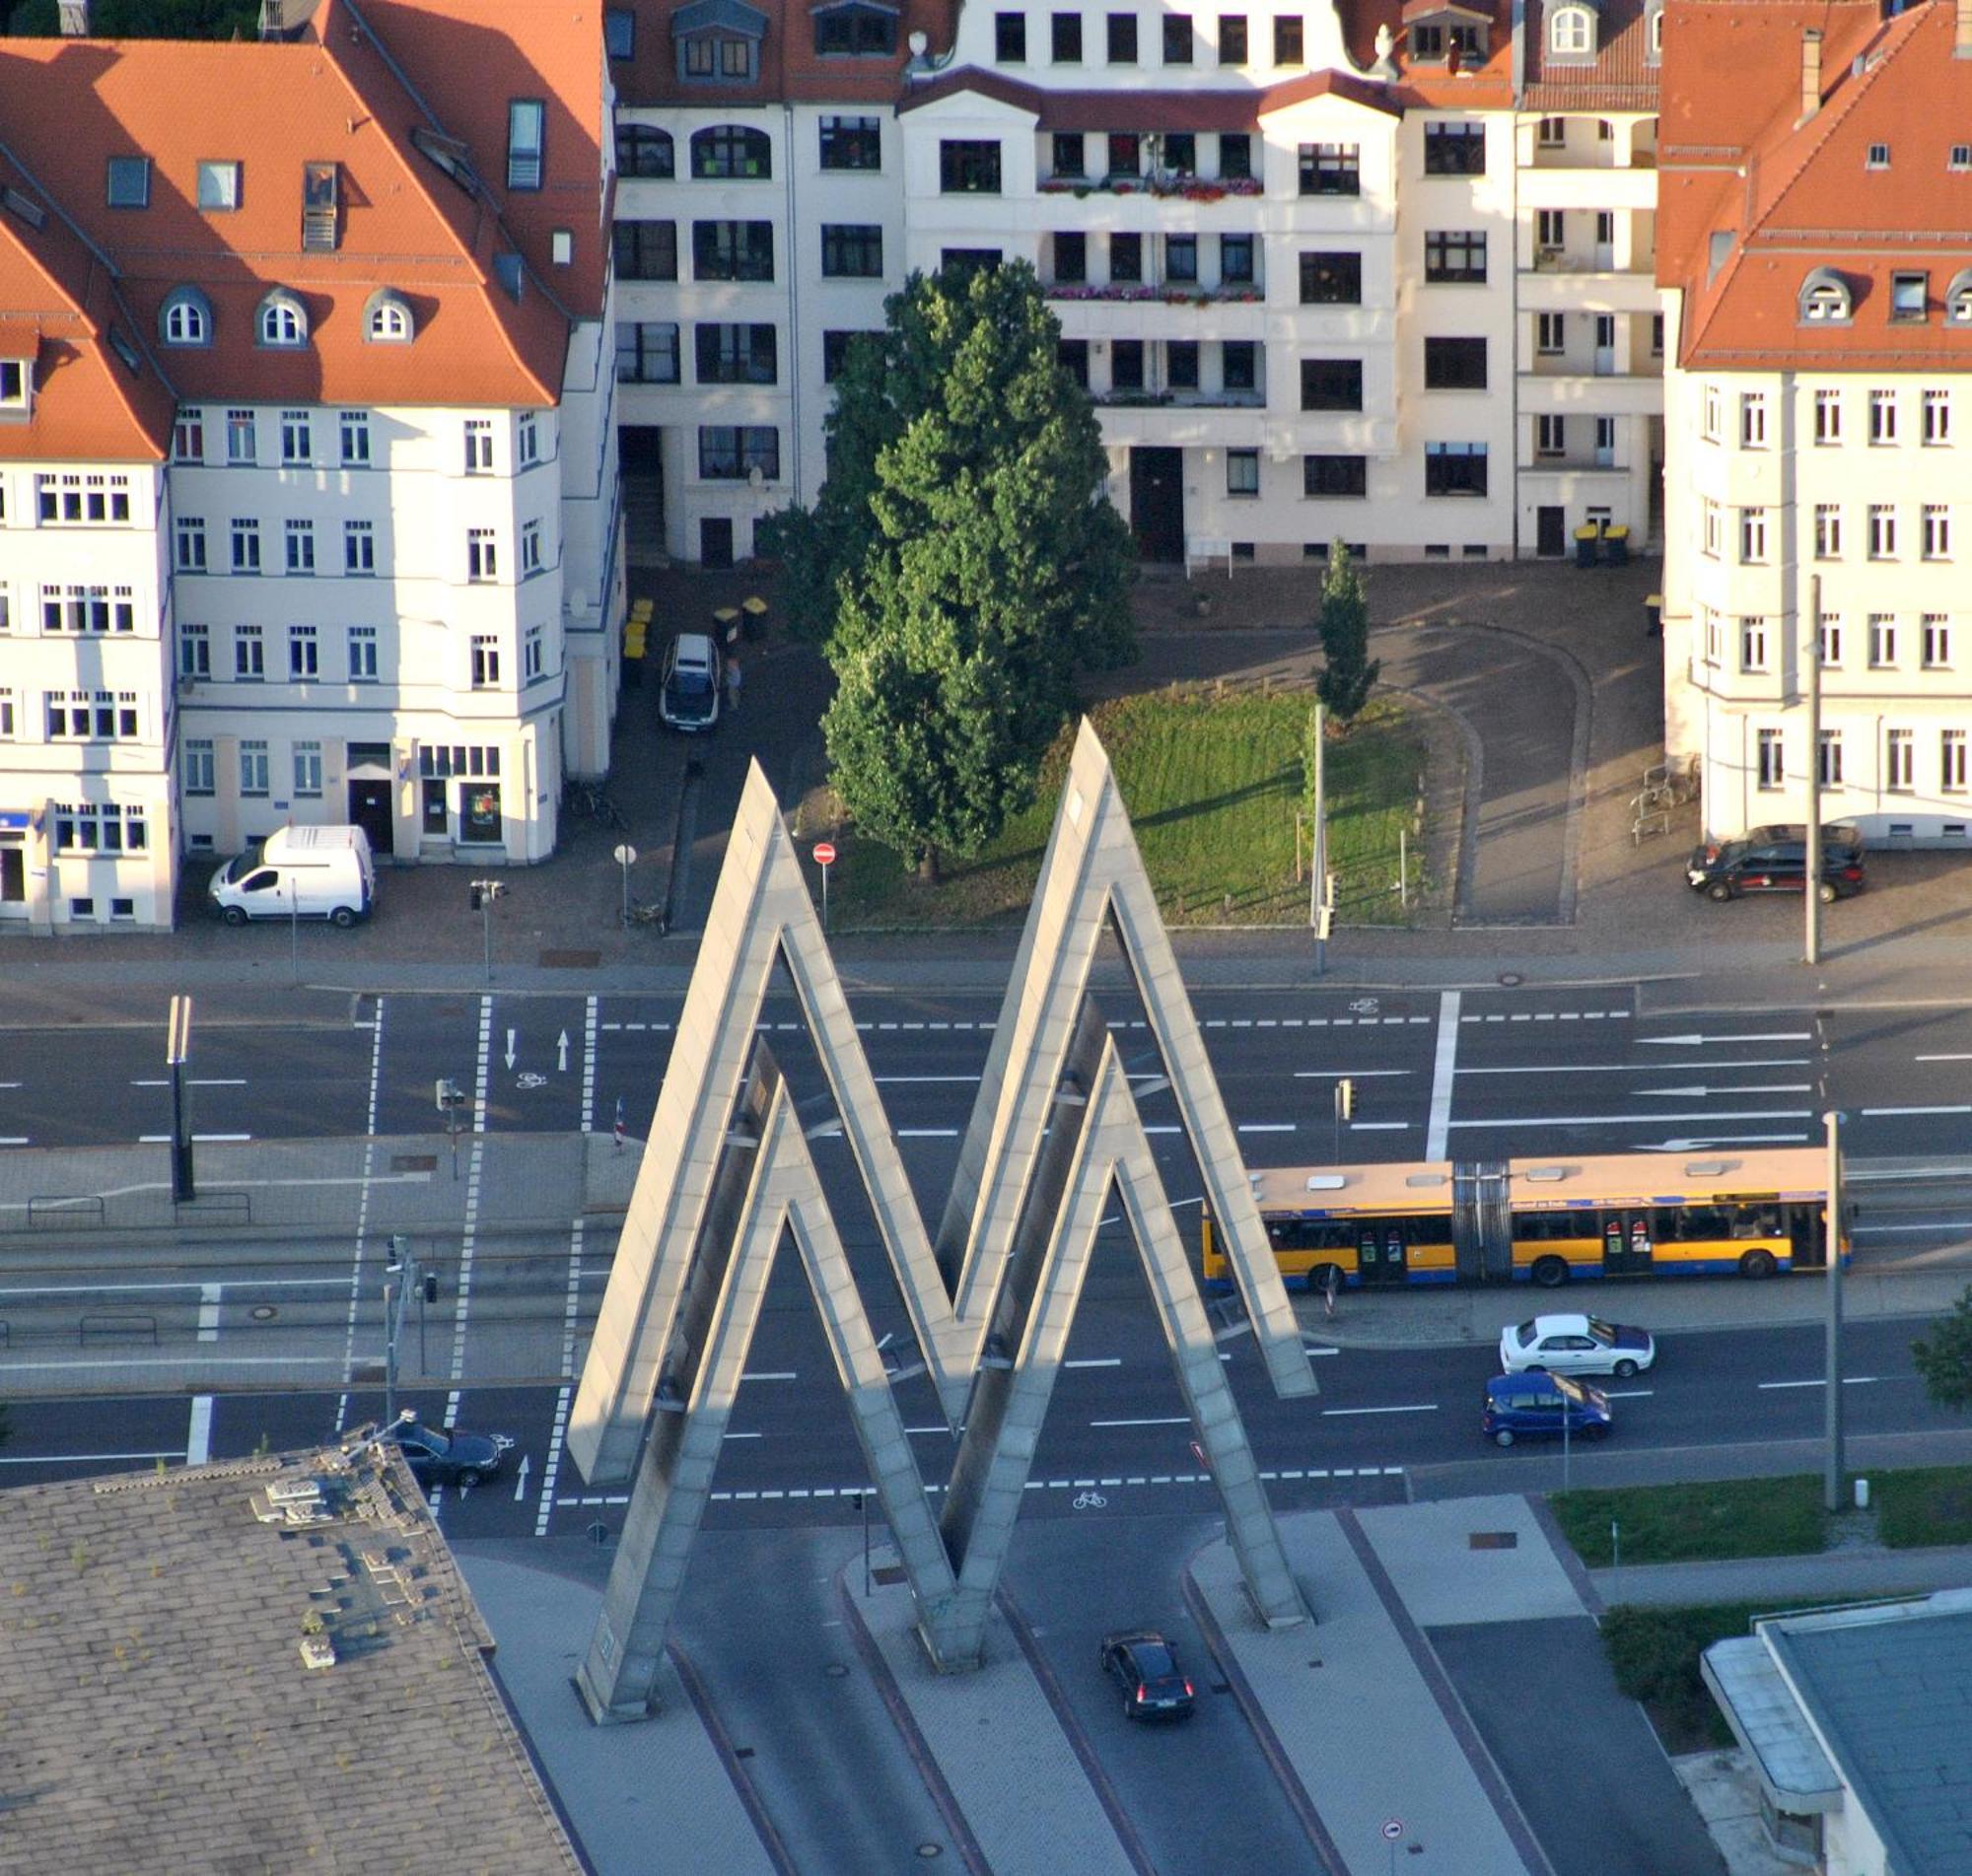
[1314,541,1379,724]
[1913,1285,1972,1412]
[9,0,262,35]
[798,262,1135,873]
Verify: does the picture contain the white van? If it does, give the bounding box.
[211,824,376,928]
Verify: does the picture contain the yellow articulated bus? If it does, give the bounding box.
[1201,1147,1842,1293]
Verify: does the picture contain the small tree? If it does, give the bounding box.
[1913,1285,1972,1412]
[1314,542,1379,725]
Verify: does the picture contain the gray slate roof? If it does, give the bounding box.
[0,1441,583,1876]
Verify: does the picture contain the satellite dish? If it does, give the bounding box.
[908,28,928,52]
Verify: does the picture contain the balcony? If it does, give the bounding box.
[1518,266,1659,313]
[1044,282,1264,305]
[1038,174,1266,202]
[1091,393,1267,448]
[1518,373,1663,417]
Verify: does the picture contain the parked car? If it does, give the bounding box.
[1099,1631,1196,1721]
[1686,823,1866,904]
[1499,1313,1656,1378]
[1482,1373,1611,1448]
[658,631,722,732]
[387,1415,514,1488]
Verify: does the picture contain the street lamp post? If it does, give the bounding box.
[469,879,504,983]
[1824,1104,1846,1511]
[1804,575,1823,967]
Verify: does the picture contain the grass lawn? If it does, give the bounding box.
[1872,1465,1972,1548]
[802,688,1433,930]
[1549,1475,1828,1567]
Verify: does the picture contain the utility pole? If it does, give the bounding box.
[1309,704,1330,976]
[166,995,194,1202]
[1804,574,1822,966]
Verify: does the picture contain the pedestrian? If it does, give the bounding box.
[724,654,742,717]
[1322,1264,1340,1320]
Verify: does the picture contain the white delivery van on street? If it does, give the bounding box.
[210,824,376,928]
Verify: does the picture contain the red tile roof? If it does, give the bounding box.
[1521,0,1659,111]
[897,66,1401,125]
[1660,0,1972,370]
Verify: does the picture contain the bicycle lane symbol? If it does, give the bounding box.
[1071,1490,1108,1511]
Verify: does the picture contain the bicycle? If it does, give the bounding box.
[625,899,669,932]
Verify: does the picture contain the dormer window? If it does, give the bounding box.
[106,156,150,209]
[1866,142,1890,171]
[814,0,898,54]
[1646,4,1662,59]
[605,7,635,57]
[257,289,309,348]
[1945,270,1972,323]
[0,355,30,411]
[1799,268,1852,324]
[302,162,339,251]
[364,289,414,344]
[160,287,213,348]
[196,161,242,212]
[1890,271,1929,323]
[1548,4,1594,57]
[1406,8,1487,62]
[671,0,768,81]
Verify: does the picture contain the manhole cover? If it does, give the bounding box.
[540,948,602,969]
[1498,972,1524,987]
[915,1846,943,1860]
[249,1305,277,1321]
[587,1521,612,1548]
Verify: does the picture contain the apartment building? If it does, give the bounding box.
[1658,0,1972,844]
[0,0,621,931]
[609,0,1662,565]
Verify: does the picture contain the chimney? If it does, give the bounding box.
[55,0,89,34]
[1798,29,1823,125]
[1957,0,1972,61]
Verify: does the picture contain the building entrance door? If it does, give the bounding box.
[1129,449,1184,563]
[347,777,394,859]
[1536,507,1567,557]
[0,839,24,914]
[700,518,735,569]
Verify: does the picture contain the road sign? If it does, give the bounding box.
[812,841,837,867]
[1381,1820,1403,1841]
[612,844,637,868]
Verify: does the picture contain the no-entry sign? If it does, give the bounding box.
[813,842,837,867]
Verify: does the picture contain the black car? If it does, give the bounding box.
[387,1416,514,1489]
[1686,822,1866,903]
[1099,1631,1196,1721]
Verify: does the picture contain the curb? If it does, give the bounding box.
[1525,1492,1605,1618]
[667,1635,798,1876]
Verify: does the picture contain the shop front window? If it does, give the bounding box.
[459,782,503,843]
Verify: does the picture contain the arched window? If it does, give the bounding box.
[1549,6,1592,55]
[364,289,414,344]
[160,287,212,347]
[1946,269,1972,324]
[257,289,308,347]
[689,124,772,178]
[1798,268,1852,324]
[1648,7,1663,56]
[812,0,897,54]
[615,123,675,178]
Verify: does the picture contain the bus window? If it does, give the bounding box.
[1400,1212,1454,1247]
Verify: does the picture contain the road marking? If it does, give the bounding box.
[1064,1356,1123,1368]
[1640,1032,1812,1047]
[1091,1417,1192,1427]
[581,996,598,1135]
[334,995,387,1435]
[1916,1054,1972,1062]
[875,1076,981,1083]
[1321,1403,1439,1417]
[1602,1389,1655,1399]
[130,1077,247,1087]
[741,1371,799,1382]
[897,1128,958,1139]
[1293,1069,1413,1079]
[1861,1105,1972,1118]
[1638,1134,1810,1149]
[1637,1084,1814,1097]
[198,1282,221,1342]
[185,1397,213,1467]
[1450,1108,1813,1130]
[1457,1059,1809,1076]
[1852,1219,1972,1235]
[1350,1122,1411,1132]
[0,1450,180,1466]
[722,1431,763,1440]
[0,1138,28,1146]
[1427,991,1460,1159]
[1237,1123,1296,1135]
[444,997,493,1423]
[534,1215,588,1539]
[905,1425,951,1435]
[1759,1376,1883,1390]
[138,1133,249,1144]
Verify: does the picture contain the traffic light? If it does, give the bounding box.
[469,883,483,911]
[423,1273,440,1305]
[1336,1077,1356,1122]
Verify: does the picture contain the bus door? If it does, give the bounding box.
[1358,1223,1408,1286]
[1604,1212,1654,1276]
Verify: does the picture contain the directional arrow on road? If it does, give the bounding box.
[505,1028,518,1071]
[1636,1083,1814,1098]
[513,1453,530,1502]
[1639,1135,1811,1151]
[1639,1032,1812,1047]
[557,1030,570,1073]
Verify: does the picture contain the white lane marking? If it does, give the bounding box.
[1321,1403,1439,1417]
[1350,1122,1411,1132]
[1862,1104,1972,1117]
[185,1397,214,1467]
[1640,1032,1812,1046]
[1602,1389,1655,1399]
[1457,1058,1809,1076]
[1637,1083,1814,1097]
[1852,1219,1972,1235]
[1293,1069,1413,1079]
[1449,1108,1813,1130]
[722,1431,764,1440]
[0,1139,29,1146]
[1427,991,1460,1159]
[905,1425,952,1435]
[138,1133,250,1144]
[131,1077,247,1087]
[1759,1376,1883,1390]
[1092,1417,1193,1427]
[554,1467,1411,1508]
[198,1282,222,1342]
[333,994,387,1435]
[876,1076,981,1083]
[0,1449,179,1466]
[741,1371,799,1382]
[1915,1053,1972,1062]
[444,997,494,1422]
[897,1128,958,1139]
[533,1216,588,1539]
[1064,1357,1123,1369]
[1237,1123,1297,1135]
[581,995,598,1134]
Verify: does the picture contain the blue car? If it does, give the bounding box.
[1483,1372,1611,1448]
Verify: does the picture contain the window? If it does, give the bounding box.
[1887,728,1914,791]
[696,322,778,384]
[605,6,634,56]
[1220,14,1246,61]
[682,32,758,75]
[1111,340,1145,391]
[1866,141,1890,170]
[176,518,207,572]
[1162,13,1193,60]
[340,411,370,465]
[1944,729,1968,792]
[525,624,545,680]
[613,221,678,281]
[691,125,772,180]
[240,741,270,797]
[1869,614,1897,667]
[942,246,1003,276]
[1111,232,1143,282]
[1649,6,1663,55]
[183,740,216,796]
[235,626,264,680]
[941,140,1003,193]
[1956,145,1972,173]
[1424,230,1486,283]
[1739,617,1768,672]
[1924,389,1952,445]
[464,419,494,474]
[1537,116,1566,149]
[996,11,1026,57]
[1924,615,1952,667]
[348,626,379,680]
[1424,121,1486,175]
[186,161,242,219]
[1165,234,1198,282]
[470,635,501,688]
[1052,132,1086,177]
[180,622,211,679]
[344,520,375,574]
[693,221,774,281]
[1162,132,1197,175]
[615,125,674,178]
[1300,251,1362,305]
[1167,339,1199,389]
[289,625,318,679]
[174,410,205,461]
[1299,143,1360,195]
[1549,5,1591,53]
[227,408,255,464]
[1652,313,1664,355]
[276,409,311,465]
[1869,389,1897,445]
[1052,11,1083,58]
[106,156,150,208]
[1820,616,1843,666]
[1054,232,1088,283]
[1424,442,1488,497]
[1220,132,1252,179]
[1891,271,1929,322]
[1818,730,1843,788]
[230,519,260,575]
[819,116,881,171]
[822,329,880,382]
[1536,313,1565,355]
[508,100,545,189]
[1536,414,1565,457]
[1227,448,1259,497]
[1799,271,1851,322]
[1425,336,1487,389]
[1953,276,1972,324]
[467,528,498,582]
[1223,340,1257,390]
[1740,508,1768,563]
[1701,607,1722,663]
[699,426,780,480]
[1108,133,1141,176]
[283,739,322,799]
[1814,388,1842,444]
[1058,339,1090,386]
[285,520,315,575]
[1701,499,1721,559]
[257,292,307,347]
[1814,505,1842,559]
[813,2,897,53]
[1221,234,1255,283]
[1757,728,1784,790]
[1700,383,1722,441]
[1739,393,1767,448]
[1107,10,1137,57]
[1868,505,1897,559]
[1925,506,1952,560]
[616,320,680,382]
[1536,208,1566,251]
[821,224,883,277]
[1274,14,1303,61]
[1301,359,1363,411]
[1304,454,1368,497]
